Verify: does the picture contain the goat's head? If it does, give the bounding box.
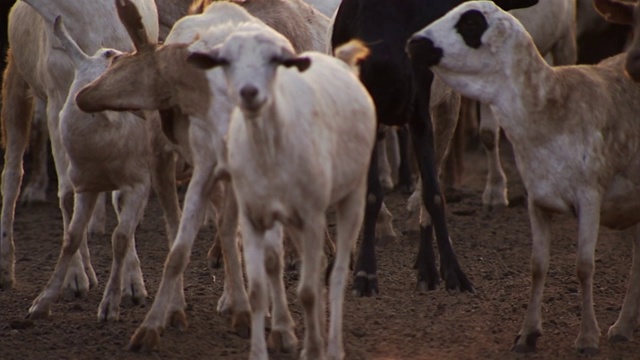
[53,16,123,94]
[594,0,640,81]
[406,1,534,103]
[187,23,310,117]
[76,0,167,112]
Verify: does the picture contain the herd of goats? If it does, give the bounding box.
[2,0,640,358]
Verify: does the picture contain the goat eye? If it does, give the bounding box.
[269,56,281,65]
[103,50,116,59]
[110,54,124,63]
[454,10,488,49]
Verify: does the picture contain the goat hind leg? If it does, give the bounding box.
[28,192,99,318]
[352,148,382,297]
[240,213,270,360]
[98,186,149,321]
[608,224,640,343]
[113,190,149,308]
[513,202,551,353]
[214,186,251,338]
[0,54,33,290]
[410,109,473,293]
[295,217,326,360]
[328,187,366,360]
[20,97,49,204]
[479,104,508,210]
[574,198,602,355]
[265,224,298,354]
[129,161,215,352]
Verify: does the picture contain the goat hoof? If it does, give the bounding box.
[122,284,148,307]
[232,311,251,339]
[0,273,14,290]
[352,271,378,297]
[441,266,475,293]
[380,178,394,192]
[483,203,508,213]
[608,334,630,344]
[26,307,51,320]
[375,234,396,247]
[512,332,541,353]
[268,329,298,353]
[19,186,47,204]
[207,243,223,271]
[396,184,415,195]
[402,230,420,241]
[87,269,98,290]
[168,310,188,331]
[129,326,162,352]
[286,258,302,272]
[416,280,438,294]
[578,347,599,356]
[97,299,120,322]
[207,252,223,271]
[28,294,52,319]
[62,271,90,300]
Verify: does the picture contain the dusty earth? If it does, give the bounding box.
[1,140,640,360]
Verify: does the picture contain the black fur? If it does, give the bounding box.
[331,0,475,297]
[455,10,488,49]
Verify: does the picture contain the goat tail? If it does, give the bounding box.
[334,39,369,75]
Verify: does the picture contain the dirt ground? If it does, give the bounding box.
[1,140,639,360]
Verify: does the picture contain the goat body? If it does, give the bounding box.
[75,0,333,353]
[409,0,640,353]
[189,23,375,358]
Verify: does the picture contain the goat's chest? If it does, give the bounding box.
[512,134,609,213]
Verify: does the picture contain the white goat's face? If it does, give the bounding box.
[81,49,123,81]
[222,33,280,115]
[407,1,523,77]
[187,29,310,117]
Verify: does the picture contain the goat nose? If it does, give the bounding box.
[406,35,443,67]
[240,85,258,101]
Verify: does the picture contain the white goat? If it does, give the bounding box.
[409,0,640,354]
[187,24,375,360]
[1,0,163,296]
[75,0,333,352]
[26,14,155,322]
[478,0,576,210]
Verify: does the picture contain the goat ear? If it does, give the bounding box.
[594,0,635,25]
[277,47,311,72]
[280,57,311,72]
[116,0,153,52]
[52,16,88,66]
[188,0,212,15]
[491,0,538,11]
[186,49,228,70]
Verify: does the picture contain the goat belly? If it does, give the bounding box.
[600,176,640,230]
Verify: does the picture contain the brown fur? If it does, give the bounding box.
[187,0,213,15]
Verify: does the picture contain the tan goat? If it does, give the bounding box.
[409,0,640,354]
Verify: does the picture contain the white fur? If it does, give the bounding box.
[478,0,576,210]
[75,0,334,352]
[0,0,160,296]
[202,24,375,359]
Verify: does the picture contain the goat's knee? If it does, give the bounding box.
[164,245,189,279]
[298,285,316,311]
[111,231,130,261]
